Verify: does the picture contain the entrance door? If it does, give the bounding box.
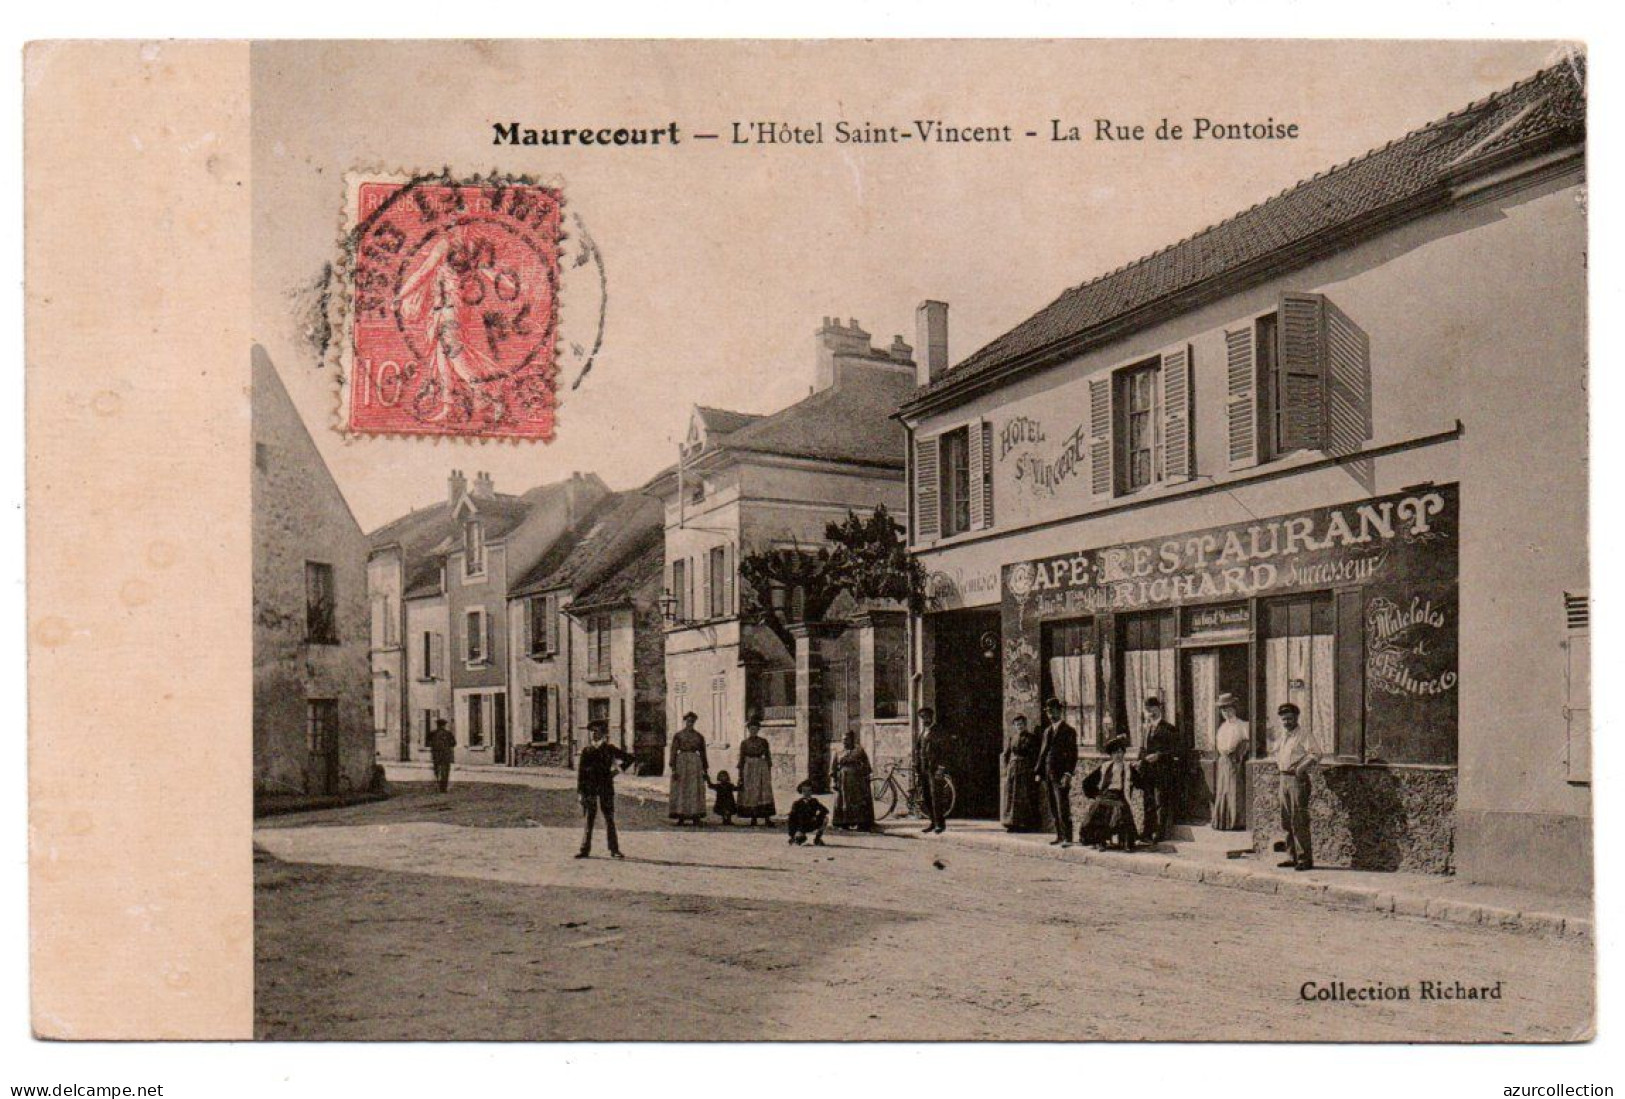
[494,692,509,765]
[932,610,1003,818]
[306,699,340,795]
[1180,645,1249,824]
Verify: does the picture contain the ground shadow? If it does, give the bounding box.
[255,849,918,1041]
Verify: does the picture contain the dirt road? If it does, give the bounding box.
[254,782,1592,1041]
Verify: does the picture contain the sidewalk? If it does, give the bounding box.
[380,760,1591,941]
[885,818,1593,941]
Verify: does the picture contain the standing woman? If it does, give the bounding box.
[1210,692,1250,831]
[832,731,875,831]
[668,712,710,825]
[736,715,777,826]
[1001,713,1043,832]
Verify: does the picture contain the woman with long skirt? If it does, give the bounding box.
[1078,735,1139,850]
[832,731,875,831]
[736,715,777,825]
[1001,713,1044,832]
[668,712,710,825]
[1210,693,1250,830]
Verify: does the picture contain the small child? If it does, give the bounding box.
[787,780,829,846]
[708,770,739,825]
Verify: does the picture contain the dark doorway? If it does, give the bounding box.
[931,609,1003,818]
[494,692,509,766]
[1180,644,1250,823]
[306,698,340,794]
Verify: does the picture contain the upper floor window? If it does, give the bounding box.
[587,613,613,677]
[464,521,486,578]
[528,593,559,657]
[305,561,338,645]
[671,558,689,622]
[1226,292,1370,471]
[465,607,490,664]
[1118,359,1160,493]
[707,545,732,619]
[419,629,444,680]
[913,420,994,543]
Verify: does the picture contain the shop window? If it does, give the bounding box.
[1120,611,1177,747]
[873,620,908,720]
[1261,594,1335,755]
[1041,619,1098,745]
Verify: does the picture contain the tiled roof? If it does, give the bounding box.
[906,56,1585,411]
[696,405,766,436]
[573,530,664,609]
[715,367,915,469]
[509,491,664,601]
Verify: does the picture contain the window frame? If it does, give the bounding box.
[304,561,339,646]
[463,520,486,579]
[939,425,972,537]
[465,607,488,665]
[1115,357,1162,495]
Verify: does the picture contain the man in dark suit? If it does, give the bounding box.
[913,706,951,833]
[1034,698,1079,846]
[575,719,635,860]
[427,717,457,793]
[1138,696,1181,844]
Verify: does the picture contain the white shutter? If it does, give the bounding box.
[700,549,714,620]
[968,418,987,530]
[980,421,994,528]
[432,631,444,678]
[1161,344,1194,484]
[1088,374,1114,500]
[1225,325,1260,470]
[1279,292,1328,452]
[914,437,940,541]
[723,542,735,615]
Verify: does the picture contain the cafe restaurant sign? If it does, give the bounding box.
[1004,485,1457,618]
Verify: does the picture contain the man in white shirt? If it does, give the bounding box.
[1274,703,1316,871]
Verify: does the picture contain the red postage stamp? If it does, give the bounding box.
[338,174,563,439]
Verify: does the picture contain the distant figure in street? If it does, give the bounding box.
[787,780,829,846]
[576,719,635,859]
[832,731,875,831]
[1079,734,1139,851]
[913,706,952,833]
[1274,703,1317,870]
[669,712,710,825]
[1138,697,1180,844]
[1034,699,1078,846]
[708,770,739,825]
[1211,693,1250,831]
[737,715,777,826]
[1001,713,1043,833]
[427,717,457,793]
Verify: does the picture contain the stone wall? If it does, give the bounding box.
[1248,761,1456,874]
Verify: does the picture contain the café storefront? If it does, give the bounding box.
[998,484,1459,873]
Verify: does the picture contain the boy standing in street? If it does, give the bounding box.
[576,719,635,860]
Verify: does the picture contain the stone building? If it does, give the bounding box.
[896,61,1589,890]
[368,470,607,766]
[647,316,915,797]
[507,491,667,771]
[252,346,372,796]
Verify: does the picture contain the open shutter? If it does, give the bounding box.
[968,418,987,530]
[432,631,444,678]
[1161,344,1194,484]
[1279,292,1328,452]
[1323,298,1372,458]
[980,421,994,528]
[914,437,940,541]
[700,550,714,620]
[1088,374,1114,500]
[1225,325,1260,470]
[485,613,495,665]
[723,543,735,615]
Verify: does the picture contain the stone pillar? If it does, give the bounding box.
[851,609,906,758]
[791,621,846,793]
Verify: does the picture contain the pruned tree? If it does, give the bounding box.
[738,505,927,653]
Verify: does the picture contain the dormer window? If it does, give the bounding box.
[464,521,486,578]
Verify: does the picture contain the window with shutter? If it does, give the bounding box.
[1225,326,1260,470]
[1161,344,1194,484]
[914,437,940,542]
[1088,374,1113,499]
[1323,299,1373,459]
[1565,592,1590,784]
[485,612,495,665]
[1278,292,1328,453]
[938,427,971,537]
[968,418,987,530]
[432,631,444,678]
[1116,360,1159,493]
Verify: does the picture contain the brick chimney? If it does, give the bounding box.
[447,469,467,506]
[472,471,495,498]
[915,301,949,386]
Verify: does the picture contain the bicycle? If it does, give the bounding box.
[869,759,956,822]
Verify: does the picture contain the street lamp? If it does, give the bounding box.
[659,588,684,626]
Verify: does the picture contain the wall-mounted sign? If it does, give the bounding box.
[1186,603,1251,637]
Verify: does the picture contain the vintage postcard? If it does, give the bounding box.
[25,39,1592,1045]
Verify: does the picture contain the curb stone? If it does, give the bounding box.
[887,825,1591,941]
